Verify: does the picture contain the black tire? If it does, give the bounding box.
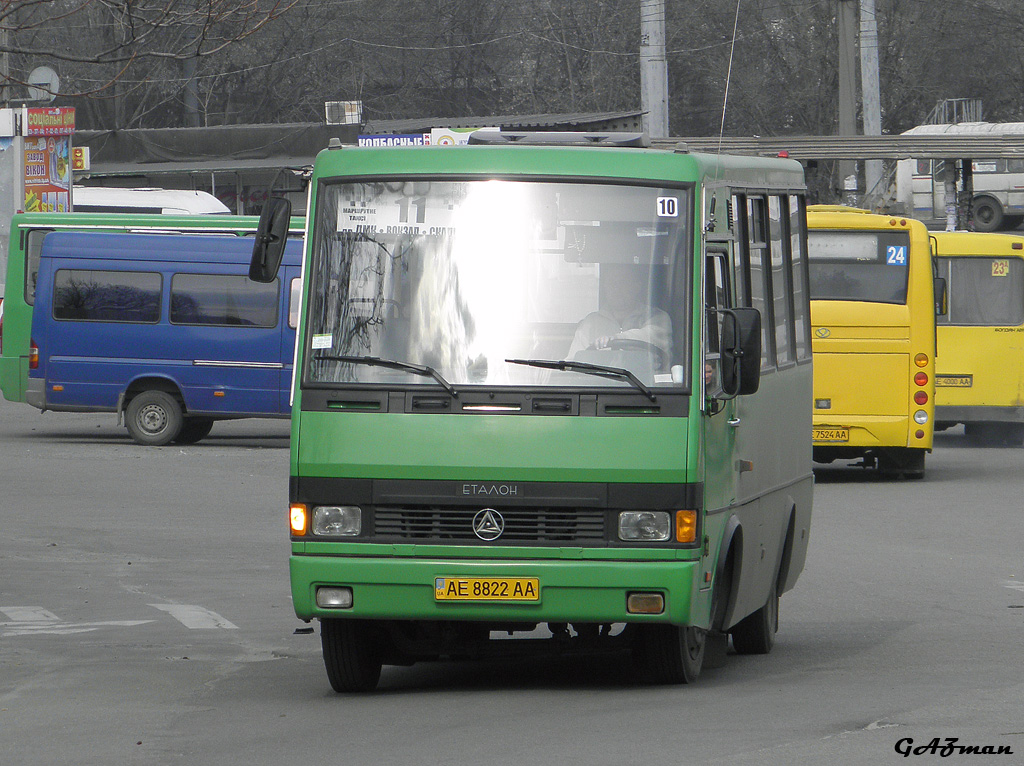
[124,390,183,446]
[632,624,705,684]
[173,417,215,445]
[1005,424,1024,447]
[877,448,926,480]
[731,588,778,655]
[966,422,1024,447]
[973,197,1004,232]
[321,619,382,693]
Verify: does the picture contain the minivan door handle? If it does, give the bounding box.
[727,417,741,427]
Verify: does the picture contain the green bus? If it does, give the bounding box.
[0,211,303,404]
[250,132,815,691]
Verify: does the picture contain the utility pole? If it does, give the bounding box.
[859,0,883,202]
[837,0,858,204]
[1,19,10,105]
[640,0,669,138]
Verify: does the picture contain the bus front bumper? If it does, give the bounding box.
[290,553,700,627]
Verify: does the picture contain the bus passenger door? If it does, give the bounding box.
[280,267,302,413]
[702,249,738,515]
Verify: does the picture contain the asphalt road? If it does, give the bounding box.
[2,399,1022,765]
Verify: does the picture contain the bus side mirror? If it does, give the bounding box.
[934,276,947,316]
[720,308,762,396]
[249,197,292,283]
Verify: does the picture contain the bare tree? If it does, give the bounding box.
[6,0,1024,136]
[1,0,296,126]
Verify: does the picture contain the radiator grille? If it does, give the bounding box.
[373,507,606,542]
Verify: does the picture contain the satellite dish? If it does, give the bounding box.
[27,66,59,103]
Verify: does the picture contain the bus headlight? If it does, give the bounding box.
[618,511,671,541]
[312,506,362,536]
[914,410,929,425]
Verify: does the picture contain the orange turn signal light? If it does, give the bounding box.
[289,504,308,535]
[675,510,698,543]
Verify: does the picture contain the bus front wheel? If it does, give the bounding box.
[731,588,779,655]
[125,390,183,446]
[632,624,705,684]
[321,619,383,693]
[973,197,1004,232]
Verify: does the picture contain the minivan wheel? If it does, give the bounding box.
[125,390,183,446]
[174,417,215,445]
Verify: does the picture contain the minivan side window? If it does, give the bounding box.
[25,229,52,306]
[170,273,279,327]
[53,269,162,323]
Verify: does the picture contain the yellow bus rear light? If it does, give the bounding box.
[627,592,665,614]
[289,504,308,535]
[914,391,928,405]
[675,510,698,543]
[915,353,929,367]
[914,372,928,386]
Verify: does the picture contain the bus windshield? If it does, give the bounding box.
[808,230,911,304]
[304,179,692,390]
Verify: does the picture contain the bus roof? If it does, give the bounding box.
[931,229,1024,255]
[311,141,806,191]
[38,230,303,266]
[901,122,1024,137]
[72,186,231,215]
[11,211,306,236]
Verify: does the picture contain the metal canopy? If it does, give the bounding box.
[653,134,1024,160]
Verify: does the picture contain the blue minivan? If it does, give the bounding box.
[27,231,304,445]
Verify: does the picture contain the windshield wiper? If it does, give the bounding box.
[314,354,458,397]
[505,358,656,402]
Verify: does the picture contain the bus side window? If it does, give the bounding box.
[746,195,775,370]
[768,195,795,366]
[788,195,813,361]
[289,277,302,329]
[731,194,751,308]
[705,251,730,393]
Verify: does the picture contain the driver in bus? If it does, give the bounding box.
[567,262,672,365]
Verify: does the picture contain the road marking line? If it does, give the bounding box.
[0,606,59,622]
[149,604,238,629]
[1004,582,1024,593]
[3,620,154,637]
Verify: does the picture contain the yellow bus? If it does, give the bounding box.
[806,206,937,478]
[932,230,1024,445]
